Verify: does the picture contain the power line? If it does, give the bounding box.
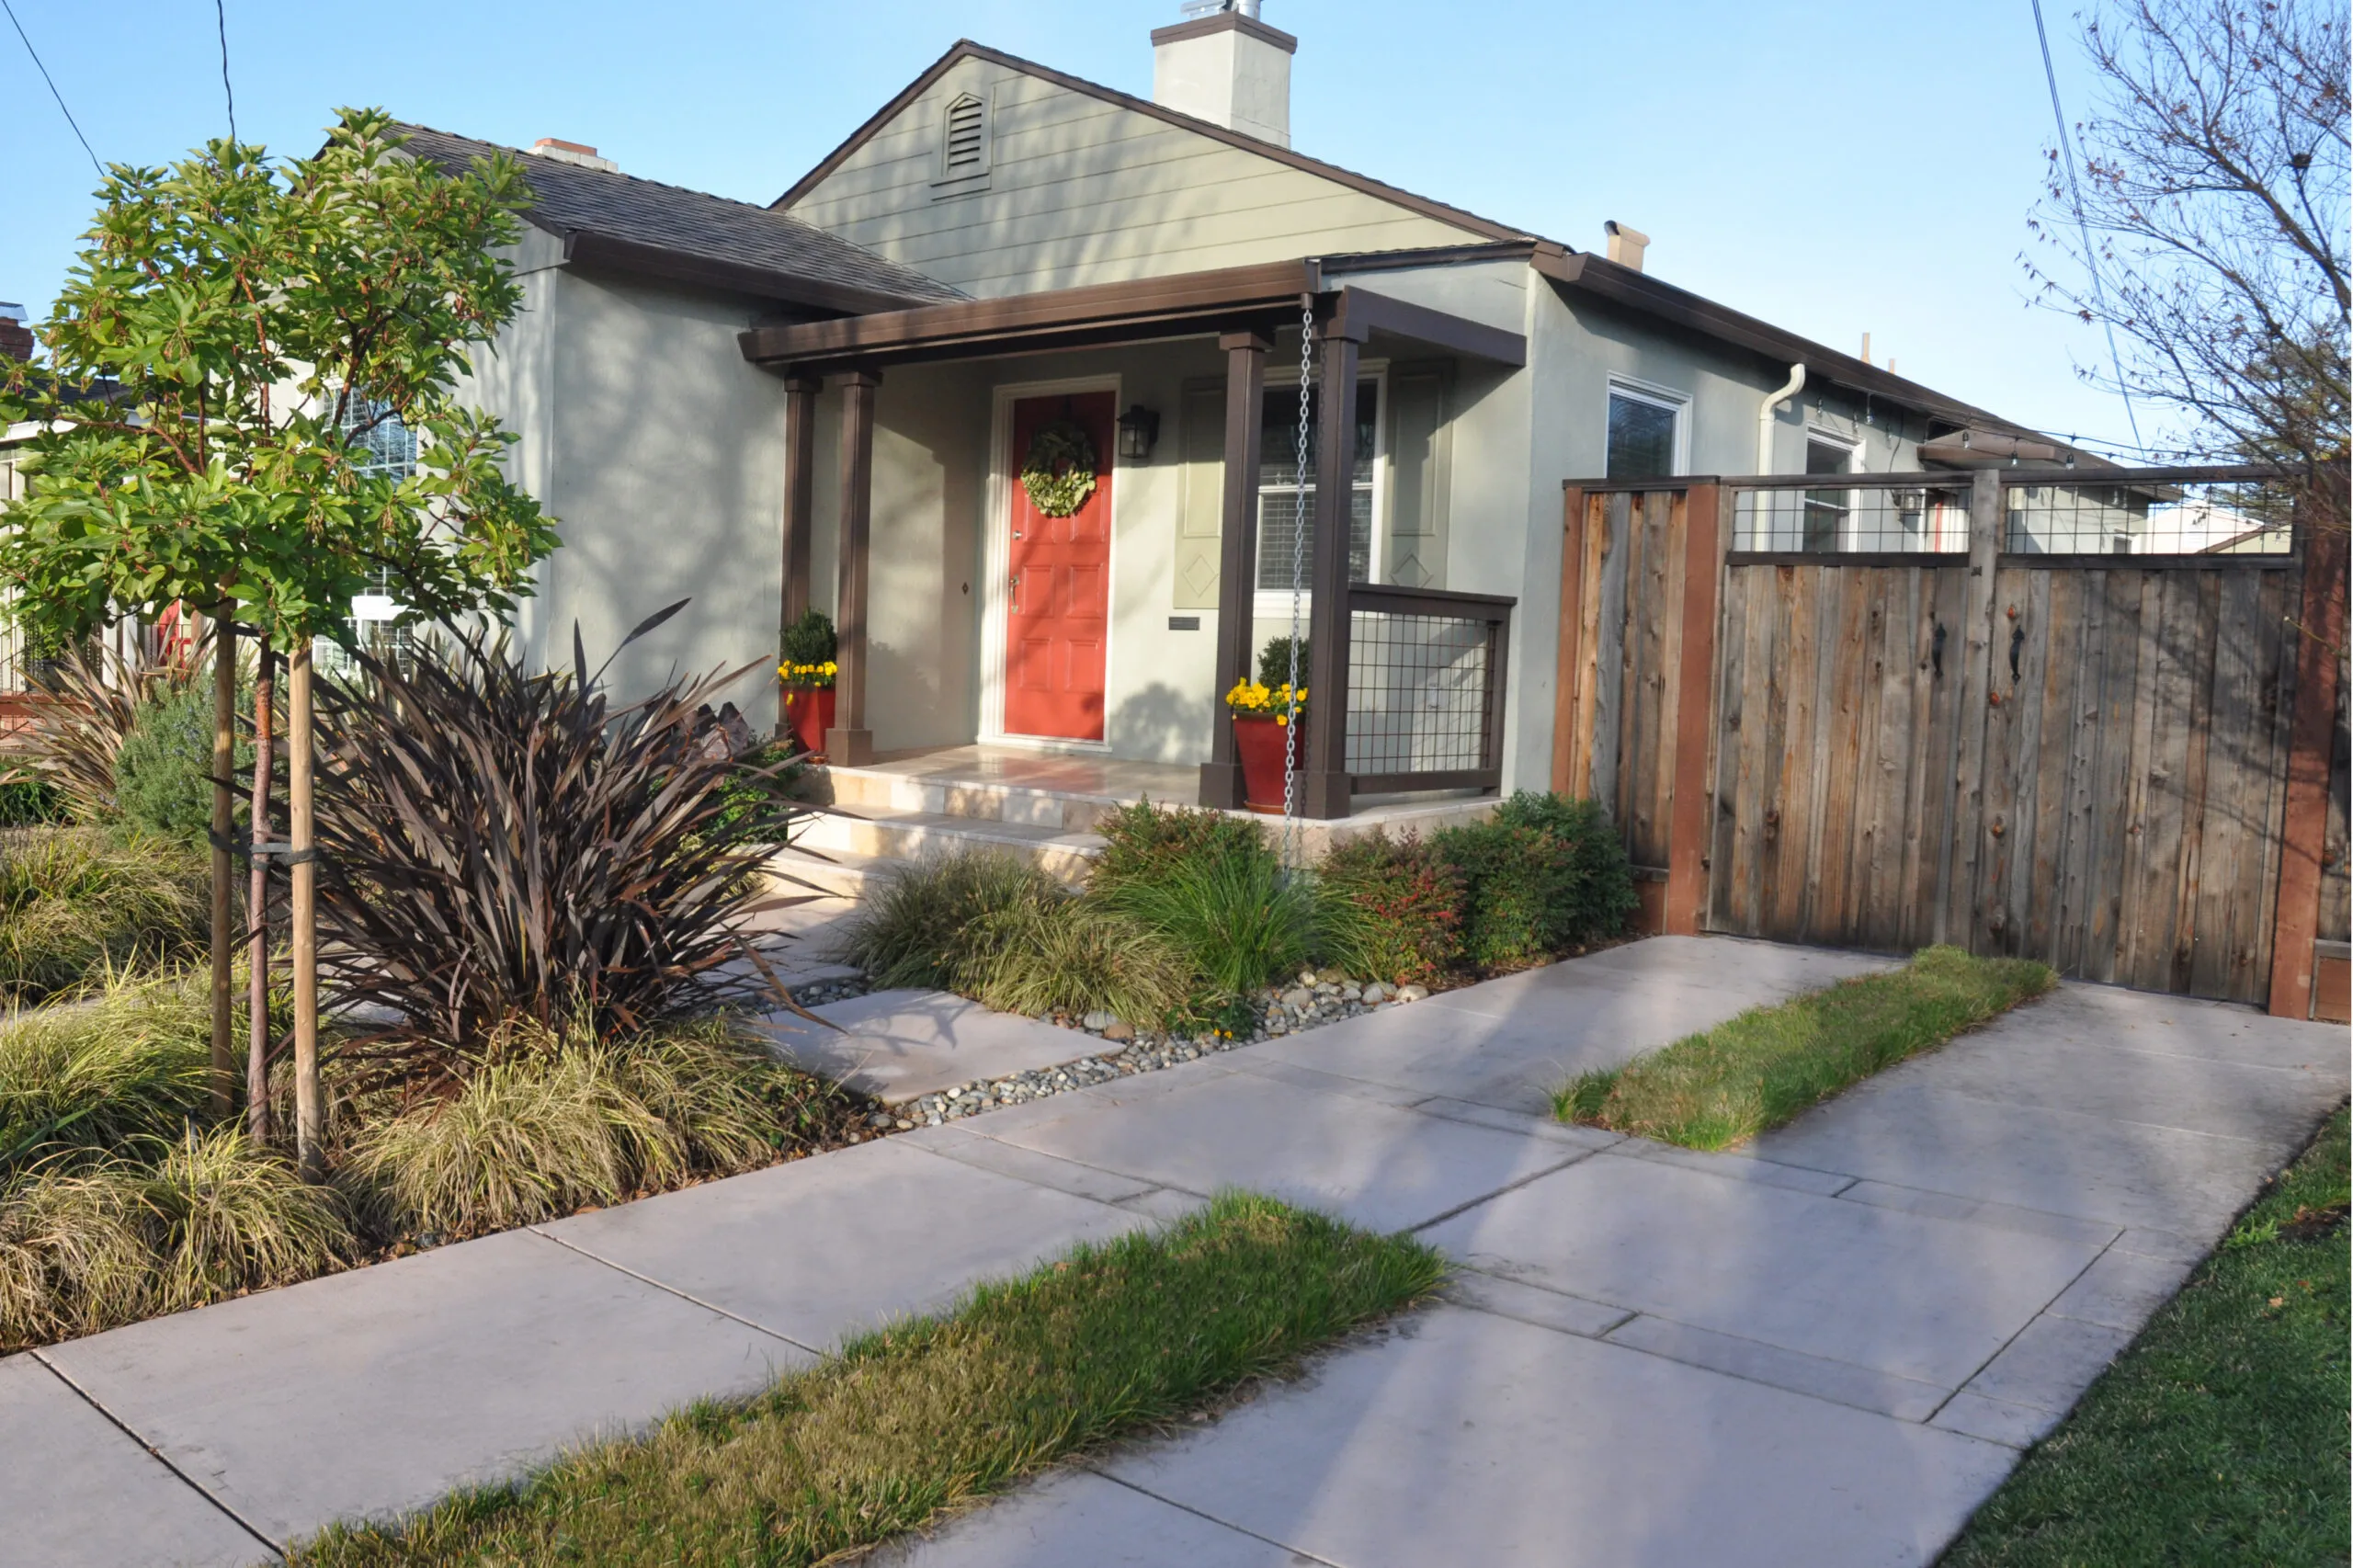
[2032,0,2144,453]
[214,0,235,142]
[2,0,102,179]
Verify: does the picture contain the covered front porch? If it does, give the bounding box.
[741,256,1529,819]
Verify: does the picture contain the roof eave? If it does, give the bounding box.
[559,231,949,315]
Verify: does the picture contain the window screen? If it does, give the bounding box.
[1802,437,1854,551]
[1256,381,1379,592]
[1606,392,1678,479]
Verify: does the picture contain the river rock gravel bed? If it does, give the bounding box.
[866,972,1434,1133]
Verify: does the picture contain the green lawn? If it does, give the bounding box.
[290,1192,1443,1567]
[1940,1105,2349,1566]
[1554,945,2054,1151]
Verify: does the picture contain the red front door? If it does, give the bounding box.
[1004,392,1113,741]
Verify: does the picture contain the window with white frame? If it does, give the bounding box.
[1255,376,1382,600]
[1802,431,1858,551]
[316,394,419,679]
[1605,381,1686,479]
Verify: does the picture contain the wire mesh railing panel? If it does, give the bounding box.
[1733,483,1972,553]
[2004,477,2294,555]
[1346,608,1495,779]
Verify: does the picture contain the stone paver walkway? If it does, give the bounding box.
[1,937,2341,1567]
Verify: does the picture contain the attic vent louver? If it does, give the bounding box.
[936,94,990,194]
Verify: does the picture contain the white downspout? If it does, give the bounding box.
[1756,363,1805,473]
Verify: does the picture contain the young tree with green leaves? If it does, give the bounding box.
[0,109,559,1173]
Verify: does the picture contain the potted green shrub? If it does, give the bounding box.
[777,609,838,758]
[1225,636,1308,813]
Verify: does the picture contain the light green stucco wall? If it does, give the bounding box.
[783,54,1485,298]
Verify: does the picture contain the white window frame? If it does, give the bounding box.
[1603,375,1690,479]
[1252,361,1390,619]
[1801,426,1862,552]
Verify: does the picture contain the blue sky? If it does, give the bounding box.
[1,0,2149,451]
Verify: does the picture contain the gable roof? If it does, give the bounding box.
[394,124,965,315]
[771,40,1535,246]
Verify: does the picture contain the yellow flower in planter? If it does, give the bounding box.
[1225,678,1306,719]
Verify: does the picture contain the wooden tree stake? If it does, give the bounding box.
[289,642,324,1177]
[246,646,276,1142]
[210,597,238,1115]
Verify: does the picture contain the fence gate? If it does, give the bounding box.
[1556,467,2346,1015]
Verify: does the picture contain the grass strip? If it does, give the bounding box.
[290,1191,1444,1566]
[1554,945,2053,1150]
[1941,1105,2348,1566]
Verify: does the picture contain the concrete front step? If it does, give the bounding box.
[814,763,1130,835]
[759,842,889,901]
[794,804,1104,885]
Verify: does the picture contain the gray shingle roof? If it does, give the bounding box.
[394,124,964,312]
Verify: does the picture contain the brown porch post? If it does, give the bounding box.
[1199,330,1270,809]
[777,373,820,737]
[825,369,880,767]
[1301,312,1367,819]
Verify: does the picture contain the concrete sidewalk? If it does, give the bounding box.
[1,938,2341,1567]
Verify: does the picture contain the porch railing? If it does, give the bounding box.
[1343,585,1514,796]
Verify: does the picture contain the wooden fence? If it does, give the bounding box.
[1553,467,2347,1017]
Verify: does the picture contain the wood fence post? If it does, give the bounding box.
[1662,481,1723,936]
[1552,485,1586,795]
[1937,470,2005,947]
[2266,521,2348,1018]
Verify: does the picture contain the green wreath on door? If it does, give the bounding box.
[1020,419,1098,517]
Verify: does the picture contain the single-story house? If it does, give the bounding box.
[415,6,2090,822]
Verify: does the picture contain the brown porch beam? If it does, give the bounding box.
[777,374,819,737]
[1329,285,1526,368]
[1200,330,1270,810]
[1301,312,1369,819]
[742,260,1320,368]
[825,369,881,767]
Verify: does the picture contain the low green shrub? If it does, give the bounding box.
[1088,799,1269,892]
[1491,791,1638,944]
[112,681,252,845]
[1433,793,1637,969]
[836,850,1062,991]
[959,895,1194,1027]
[1431,820,1566,969]
[1098,842,1313,996]
[705,742,807,844]
[0,970,216,1177]
[1256,634,1309,688]
[1313,831,1464,987]
[0,825,210,1002]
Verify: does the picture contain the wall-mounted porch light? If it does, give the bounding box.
[1116,403,1161,462]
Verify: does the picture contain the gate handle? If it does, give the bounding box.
[1931,621,1946,679]
[2009,623,2026,686]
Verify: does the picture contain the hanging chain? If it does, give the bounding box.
[1280,296,1313,872]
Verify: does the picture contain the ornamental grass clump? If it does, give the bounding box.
[958,895,1195,1027]
[0,970,216,1176]
[1089,801,1311,996]
[0,1130,352,1351]
[338,1015,841,1240]
[312,624,801,1089]
[835,849,1061,991]
[0,826,209,1002]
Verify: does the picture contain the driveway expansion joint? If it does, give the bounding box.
[525,1227,826,1358]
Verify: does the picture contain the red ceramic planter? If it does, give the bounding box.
[782,686,836,758]
[1232,713,1301,813]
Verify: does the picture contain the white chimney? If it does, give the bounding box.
[1152,4,1295,148]
[1603,221,1650,273]
[529,138,618,174]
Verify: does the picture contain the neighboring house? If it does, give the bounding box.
[415,7,2100,817]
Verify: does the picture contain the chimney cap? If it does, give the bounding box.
[529,139,619,173]
[0,302,25,323]
[1603,221,1651,272]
